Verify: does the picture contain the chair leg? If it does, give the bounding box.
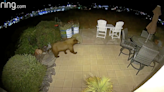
[96,30,107,39]
[136,64,144,75]
[118,32,121,39]
[111,31,115,39]
[127,59,134,68]
[150,61,156,71]
[129,60,145,75]
[136,70,140,75]
[119,47,124,56]
[119,47,130,55]
[119,47,133,61]
[109,30,112,36]
[152,61,156,71]
[96,31,99,38]
[104,31,107,39]
[128,50,134,61]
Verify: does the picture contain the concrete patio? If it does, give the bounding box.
[48,28,159,92]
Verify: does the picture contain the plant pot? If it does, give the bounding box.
[60,30,67,39]
[72,26,79,34]
[35,49,43,56]
[66,28,72,38]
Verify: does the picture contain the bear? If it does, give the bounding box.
[51,37,78,58]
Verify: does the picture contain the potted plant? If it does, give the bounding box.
[72,21,79,34]
[59,23,73,38]
[82,76,113,92]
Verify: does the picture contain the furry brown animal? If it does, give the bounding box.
[52,38,78,58]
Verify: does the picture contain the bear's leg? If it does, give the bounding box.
[69,47,77,54]
[53,51,59,58]
[64,50,67,54]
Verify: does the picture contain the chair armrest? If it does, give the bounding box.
[129,35,134,42]
[123,40,137,47]
[128,35,134,39]
[132,46,141,59]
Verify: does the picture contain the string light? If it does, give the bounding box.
[0,3,164,29]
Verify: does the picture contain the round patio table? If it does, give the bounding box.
[131,36,159,51]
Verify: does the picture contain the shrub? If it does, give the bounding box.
[35,21,61,48]
[15,27,38,54]
[15,21,62,54]
[2,54,47,92]
[59,23,72,30]
[82,76,113,92]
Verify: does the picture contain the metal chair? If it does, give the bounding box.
[154,47,164,63]
[141,30,153,40]
[127,45,159,75]
[119,28,137,61]
[96,19,107,39]
[109,21,124,39]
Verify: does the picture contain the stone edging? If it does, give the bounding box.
[36,51,56,92]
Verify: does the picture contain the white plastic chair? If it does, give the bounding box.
[109,21,124,39]
[96,20,107,39]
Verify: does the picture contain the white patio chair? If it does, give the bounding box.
[127,45,159,75]
[109,21,124,39]
[96,19,107,39]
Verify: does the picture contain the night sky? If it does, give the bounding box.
[1,0,164,22]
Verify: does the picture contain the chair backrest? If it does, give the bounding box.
[123,28,129,39]
[112,21,124,32]
[134,45,159,65]
[141,30,153,40]
[115,21,124,29]
[97,19,107,31]
[121,28,128,43]
[97,20,107,26]
[158,47,164,62]
[121,29,126,44]
[159,47,164,54]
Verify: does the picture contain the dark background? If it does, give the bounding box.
[1,0,164,24]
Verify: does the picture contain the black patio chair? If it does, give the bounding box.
[119,28,137,61]
[127,45,159,75]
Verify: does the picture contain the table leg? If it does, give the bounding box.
[109,29,112,36]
